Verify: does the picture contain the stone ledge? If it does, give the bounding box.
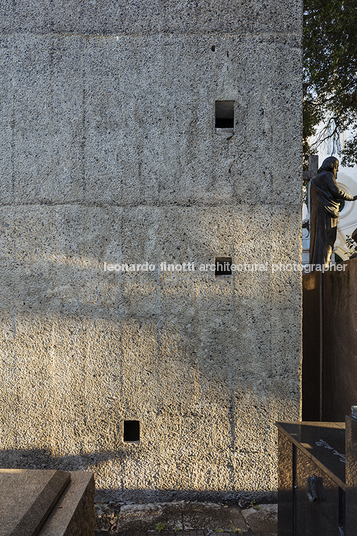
[38,471,95,536]
[241,505,278,533]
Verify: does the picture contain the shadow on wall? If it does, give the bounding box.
[0,447,278,503]
[0,446,115,472]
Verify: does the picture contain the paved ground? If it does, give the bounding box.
[95,501,278,536]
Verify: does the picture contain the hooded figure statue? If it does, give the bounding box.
[309,156,357,267]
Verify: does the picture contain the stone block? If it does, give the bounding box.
[0,469,70,536]
[39,471,95,536]
[241,504,278,533]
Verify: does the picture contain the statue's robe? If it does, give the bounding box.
[309,170,354,266]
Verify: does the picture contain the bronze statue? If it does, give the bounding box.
[309,156,357,267]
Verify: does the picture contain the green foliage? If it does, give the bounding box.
[250,499,260,510]
[342,137,357,166]
[304,0,357,165]
[156,522,165,533]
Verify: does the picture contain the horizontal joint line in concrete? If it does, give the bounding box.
[0,201,302,208]
[1,31,302,40]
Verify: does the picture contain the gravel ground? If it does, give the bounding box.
[94,500,278,535]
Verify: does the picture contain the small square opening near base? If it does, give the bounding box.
[215,257,232,277]
[124,420,140,442]
[215,101,234,129]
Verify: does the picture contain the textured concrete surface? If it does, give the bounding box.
[0,0,302,501]
[0,0,301,36]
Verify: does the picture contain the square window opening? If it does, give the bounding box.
[215,257,232,277]
[124,420,140,442]
[215,101,234,129]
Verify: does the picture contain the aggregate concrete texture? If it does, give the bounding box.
[0,0,302,501]
[1,0,301,36]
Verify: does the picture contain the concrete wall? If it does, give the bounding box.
[0,1,302,501]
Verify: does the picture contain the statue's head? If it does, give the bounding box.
[318,156,339,174]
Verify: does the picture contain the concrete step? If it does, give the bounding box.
[0,469,95,536]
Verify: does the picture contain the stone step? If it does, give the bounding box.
[39,471,95,536]
[0,469,94,536]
